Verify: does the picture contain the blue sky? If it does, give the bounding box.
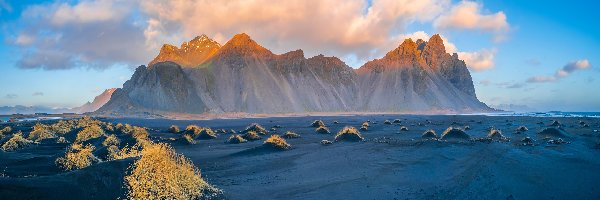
[0,0,598,111]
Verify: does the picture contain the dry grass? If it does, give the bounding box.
[334,127,364,142]
[168,125,181,133]
[441,127,470,140]
[131,127,149,141]
[184,125,202,136]
[487,128,505,139]
[242,131,261,141]
[360,126,368,131]
[516,126,529,132]
[182,134,196,145]
[315,126,331,134]
[48,120,75,135]
[227,134,247,144]
[102,134,120,146]
[384,120,392,125]
[119,124,134,135]
[320,140,333,145]
[0,126,12,134]
[124,143,221,199]
[107,143,143,161]
[422,130,437,139]
[362,122,369,127]
[76,116,102,128]
[28,123,57,142]
[282,131,300,139]
[1,132,32,151]
[400,126,409,131]
[393,119,401,123]
[55,143,100,170]
[263,135,291,150]
[245,123,268,135]
[197,128,217,140]
[75,124,105,142]
[56,136,69,144]
[311,120,325,127]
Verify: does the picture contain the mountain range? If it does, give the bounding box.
[97,33,491,115]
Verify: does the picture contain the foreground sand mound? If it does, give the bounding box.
[197,128,217,140]
[124,143,222,199]
[168,125,180,133]
[335,127,364,142]
[393,119,401,123]
[487,129,506,140]
[384,120,392,125]
[55,143,100,171]
[400,126,409,131]
[537,127,570,138]
[422,130,438,139]
[440,127,470,141]
[311,120,325,127]
[263,135,291,150]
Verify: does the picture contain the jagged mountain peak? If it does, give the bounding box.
[149,34,221,67]
[218,33,272,56]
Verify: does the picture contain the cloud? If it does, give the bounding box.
[5,94,18,99]
[10,0,506,70]
[506,83,524,89]
[13,0,151,70]
[527,59,592,83]
[479,79,491,86]
[457,49,497,71]
[433,1,509,41]
[32,92,44,96]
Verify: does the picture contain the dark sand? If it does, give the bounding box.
[1,115,600,199]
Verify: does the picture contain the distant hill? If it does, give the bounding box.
[98,33,491,115]
[0,89,116,115]
[72,88,117,113]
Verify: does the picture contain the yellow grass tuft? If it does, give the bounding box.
[102,134,120,146]
[56,136,69,144]
[168,125,181,133]
[334,127,364,142]
[124,143,221,199]
[244,123,268,135]
[1,132,32,151]
[75,124,105,142]
[183,134,196,145]
[315,126,331,134]
[0,126,12,134]
[55,143,100,170]
[263,135,291,150]
[227,134,247,144]
[107,143,143,161]
[282,131,300,139]
[311,120,325,127]
[28,123,56,142]
[131,127,149,141]
[242,131,261,141]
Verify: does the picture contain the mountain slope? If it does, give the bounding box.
[97,33,490,115]
[74,88,117,113]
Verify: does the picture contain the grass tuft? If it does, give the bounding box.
[168,125,181,133]
[334,127,364,142]
[227,134,247,144]
[282,131,300,139]
[1,132,32,151]
[311,120,325,127]
[315,126,331,134]
[242,131,261,141]
[55,143,100,170]
[103,134,120,146]
[75,124,105,142]
[263,135,291,150]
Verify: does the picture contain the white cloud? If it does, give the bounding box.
[50,0,129,25]
[434,1,509,41]
[457,49,497,71]
[527,59,592,83]
[15,34,35,45]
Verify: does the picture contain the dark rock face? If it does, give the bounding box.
[98,33,490,115]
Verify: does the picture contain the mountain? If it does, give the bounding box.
[97,33,491,116]
[0,105,71,115]
[74,88,117,113]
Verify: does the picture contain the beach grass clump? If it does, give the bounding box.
[182,134,196,144]
[537,127,569,138]
[119,124,135,135]
[48,120,74,135]
[75,124,105,142]
[440,127,470,141]
[76,116,102,128]
[320,140,333,145]
[1,132,32,151]
[360,126,368,131]
[242,131,261,141]
[399,126,409,131]
[311,120,325,127]
[550,120,561,126]
[263,135,291,150]
[102,134,120,147]
[184,125,202,136]
[124,143,222,199]
[487,128,505,139]
[393,119,401,123]
[227,134,247,144]
[516,126,529,132]
[315,126,331,134]
[131,127,149,141]
[384,120,392,125]
[168,125,181,133]
[244,123,268,135]
[0,126,12,134]
[107,143,143,161]
[55,143,100,171]
[362,122,369,127]
[197,128,217,140]
[422,129,438,139]
[282,131,300,139]
[334,127,364,142]
[56,136,69,144]
[28,123,57,142]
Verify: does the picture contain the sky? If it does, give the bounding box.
[0,0,598,111]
